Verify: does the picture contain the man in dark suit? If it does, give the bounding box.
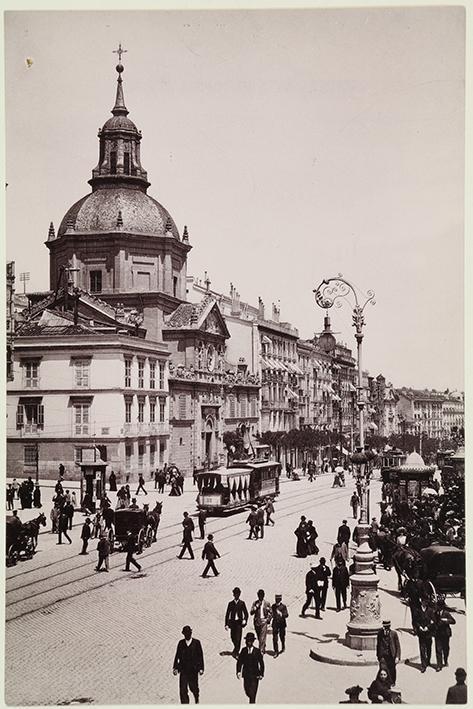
[124,531,142,572]
[173,625,204,704]
[434,598,456,671]
[236,631,265,704]
[178,512,195,559]
[446,667,467,704]
[79,517,92,555]
[225,587,249,658]
[201,534,220,577]
[337,519,351,546]
[271,594,288,657]
[376,620,401,686]
[301,563,320,618]
[416,600,435,673]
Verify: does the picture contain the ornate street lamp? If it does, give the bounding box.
[314,274,380,651]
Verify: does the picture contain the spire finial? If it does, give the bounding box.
[113,42,127,63]
[182,225,189,242]
[48,221,56,241]
[112,43,129,117]
[116,210,123,228]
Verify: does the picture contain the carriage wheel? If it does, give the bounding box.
[137,529,145,554]
[7,545,18,567]
[24,539,35,560]
[108,529,115,552]
[424,581,437,606]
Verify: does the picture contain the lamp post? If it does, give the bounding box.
[314,274,381,651]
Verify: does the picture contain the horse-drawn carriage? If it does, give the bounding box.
[393,544,465,602]
[6,513,46,567]
[109,506,159,553]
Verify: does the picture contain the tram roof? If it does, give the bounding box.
[197,467,249,478]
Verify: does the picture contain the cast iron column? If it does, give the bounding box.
[314,275,381,650]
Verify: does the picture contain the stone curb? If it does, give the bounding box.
[310,647,420,667]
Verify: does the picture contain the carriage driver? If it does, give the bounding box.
[396,527,407,547]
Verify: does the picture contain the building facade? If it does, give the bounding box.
[7,297,170,481]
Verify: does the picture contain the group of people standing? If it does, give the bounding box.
[6,478,42,510]
[245,498,275,539]
[294,515,319,557]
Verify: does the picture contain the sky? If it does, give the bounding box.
[5,7,465,392]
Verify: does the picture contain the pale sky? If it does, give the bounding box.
[5,8,465,391]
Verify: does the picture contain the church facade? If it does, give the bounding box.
[7,56,260,480]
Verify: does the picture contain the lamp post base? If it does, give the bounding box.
[345,570,382,650]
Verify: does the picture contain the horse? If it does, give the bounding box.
[147,503,162,541]
[392,545,423,594]
[373,530,396,570]
[22,513,47,550]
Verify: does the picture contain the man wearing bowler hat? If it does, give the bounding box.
[236,631,265,703]
[225,587,249,658]
[173,625,204,704]
[376,620,401,686]
[339,685,368,703]
[446,667,467,704]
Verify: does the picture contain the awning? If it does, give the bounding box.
[348,383,357,392]
[368,421,378,431]
[286,388,299,399]
[291,363,304,375]
[331,394,341,402]
[261,358,272,370]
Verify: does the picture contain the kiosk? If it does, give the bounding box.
[76,447,108,512]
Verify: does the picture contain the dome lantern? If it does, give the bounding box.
[89,50,150,192]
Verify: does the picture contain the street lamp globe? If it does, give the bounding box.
[317,314,336,353]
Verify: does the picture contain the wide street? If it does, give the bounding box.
[5,472,466,706]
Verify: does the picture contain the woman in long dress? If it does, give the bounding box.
[295,516,308,557]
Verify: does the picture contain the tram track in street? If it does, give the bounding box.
[6,482,352,621]
[6,480,340,586]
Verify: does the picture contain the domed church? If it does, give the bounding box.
[7,52,260,485]
[47,58,191,342]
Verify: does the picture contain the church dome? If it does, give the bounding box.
[102,114,138,132]
[57,187,180,238]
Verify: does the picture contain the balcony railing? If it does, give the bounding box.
[123,423,170,436]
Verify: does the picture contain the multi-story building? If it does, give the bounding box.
[296,340,313,428]
[368,375,399,438]
[441,391,464,439]
[7,294,170,481]
[259,303,301,433]
[396,388,446,438]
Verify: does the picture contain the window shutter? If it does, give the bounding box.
[38,405,44,429]
[16,404,24,429]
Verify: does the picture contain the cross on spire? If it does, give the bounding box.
[113,43,127,63]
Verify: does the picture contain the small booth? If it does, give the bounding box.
[76,447,108,512]
[382,451,435,509]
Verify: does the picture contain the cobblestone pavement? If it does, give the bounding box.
[5,474,466,705]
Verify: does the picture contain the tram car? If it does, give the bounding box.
[196,457,281,514]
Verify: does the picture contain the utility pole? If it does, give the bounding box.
[35,443,39,484]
